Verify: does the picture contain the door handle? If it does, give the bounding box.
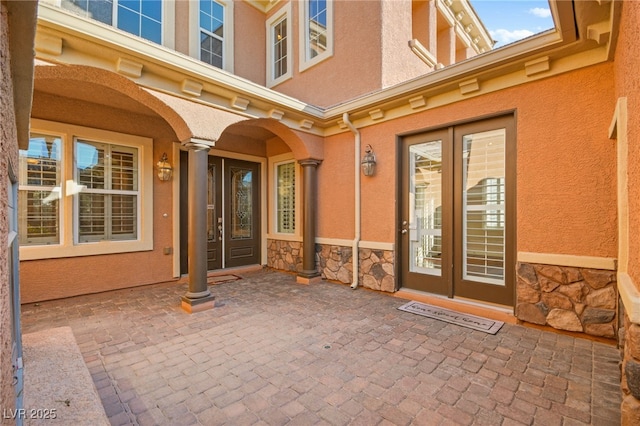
[401,229,408,234]
[217,217,223,239]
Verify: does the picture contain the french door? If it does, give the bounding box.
[400,115,515,306]
[180,154,260,273]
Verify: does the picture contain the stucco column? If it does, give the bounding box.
[181,141,215,313]
[297,159,322,283]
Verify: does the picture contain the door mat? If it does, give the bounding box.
[398,301,504,334]
[207,274,241,285]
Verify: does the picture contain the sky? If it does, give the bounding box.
[469,0,555,48]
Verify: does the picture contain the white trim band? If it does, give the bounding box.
[517,252,617,271]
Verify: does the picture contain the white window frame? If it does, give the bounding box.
[298,0,334,72]
[189,0,234,72]
[20,119,154,260]
[268,153,301,241]
[18,131,64,247]
[275,159,296,234]
[266,2,292,88]
[57,0,174,48]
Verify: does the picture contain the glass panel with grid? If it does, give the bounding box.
[200,0,224,68]
[409,140,442,276]
[18,133,62,245]
[462,129,506,285]
[276,162,295,233]
[76,140,138,242]
[273,17,288,79]
[61,0,114,25]
[307,0,327,59]
[117,0,162,44]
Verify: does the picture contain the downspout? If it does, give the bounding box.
[343,113,360,289]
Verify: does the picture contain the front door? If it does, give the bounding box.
[180,154,261,273]
[400,115,515,306]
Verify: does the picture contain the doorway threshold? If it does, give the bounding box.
[394,288,517,325]
[206,264,263,278]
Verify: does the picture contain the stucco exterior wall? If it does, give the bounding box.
[0,1,17,414]
[380,0,429,88]
[318,62,617,257]
[268,0,383,108]
[233,1,266,86]
[615,1,640,288]
[613,2,640,423]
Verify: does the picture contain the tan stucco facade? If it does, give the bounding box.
[8,0,640,419]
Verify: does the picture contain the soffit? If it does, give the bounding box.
[34,78,157,117]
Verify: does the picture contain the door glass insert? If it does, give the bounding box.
[409,140,443,276]
[231,167,252,240]
[462,129,506,285]
[207,162,216,242]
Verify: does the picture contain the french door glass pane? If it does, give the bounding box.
[231,168,252,240]
[409,140,442,276]
[462,129,506,285]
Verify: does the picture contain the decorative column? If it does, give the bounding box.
[181,140,215,312]
[297,159,322,283]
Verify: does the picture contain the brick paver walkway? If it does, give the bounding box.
[21,270,621,425]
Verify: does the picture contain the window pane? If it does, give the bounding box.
[111,147,138,191]
[111,194,137,239]
[79,193,106,241]
[76,140,139,242]
[117,6,140,37]
[276,162,295,233]
[120,0,140,13]
[141,0,161,21]
[200,33,223,68]
[61,0,113,24]
[18,133,62,246]
[141,16,162,44]
[18,190,60,245]
[462,129,506,285]
[273,18,287,79]
[77,141,106,189]
[231,168,252,240]
[409,140,442,275]
[200,0,224,67]
[308,0,327,59]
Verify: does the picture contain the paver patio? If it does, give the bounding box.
[21,269,621,425]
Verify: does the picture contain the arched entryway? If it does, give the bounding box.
[178,118,324,283]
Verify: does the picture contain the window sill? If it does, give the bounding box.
[19,239,154,261]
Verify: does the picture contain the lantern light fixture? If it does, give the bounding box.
[156,152,173,181]
[361,144,376,176]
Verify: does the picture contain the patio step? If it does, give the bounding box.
[22,327,109,425]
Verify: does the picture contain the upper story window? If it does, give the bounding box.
[199,0,224,68]
[299,0,333,71]
[266,3,292,87]
[188,0,234,72]
[61,0,163,44]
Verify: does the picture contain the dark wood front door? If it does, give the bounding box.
[224,158,261,267]
[180,154,261,274]
[399,115,515,306]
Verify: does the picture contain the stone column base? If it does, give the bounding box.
[181,294,216,313]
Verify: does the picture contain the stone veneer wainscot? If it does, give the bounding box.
[267,240,395,292]
[516,262,618,339]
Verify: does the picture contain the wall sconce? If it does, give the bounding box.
[361,144,376,176]
[156,152,173,181]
